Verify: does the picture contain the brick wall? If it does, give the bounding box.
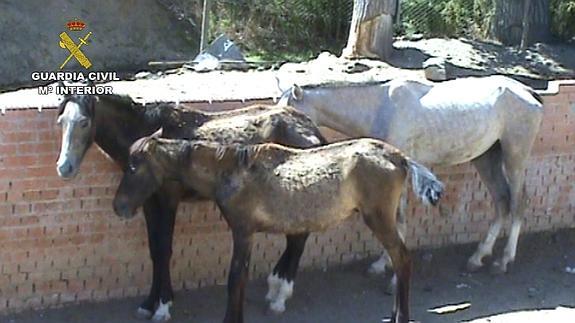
[0,83,574,312]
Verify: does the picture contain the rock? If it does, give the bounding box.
[135,71,152,79]
[191,52,220,72]
[423,57,449,81]
[191,35,248,72]
[345,62,371,74]
[203,34,246,62]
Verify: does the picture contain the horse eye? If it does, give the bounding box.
[80,119,89,128]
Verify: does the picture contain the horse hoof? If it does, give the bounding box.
[151,312,171,322]
[265,307,284,316]
[490,261,509,275]
[134,307,153,320]
[386,311,408,323]
[268,301,286,315]
[367,264,388,276]
[465,260,483,273]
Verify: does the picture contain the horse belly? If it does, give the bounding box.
[253,182,357,234]
[394,107,503,166]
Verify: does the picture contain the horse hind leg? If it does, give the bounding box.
[369,189,407,275]
[265,233,308,314]
[491,135,536,274]
[362,180,411,323]
[363,207,412,323]
[467,142,510,272]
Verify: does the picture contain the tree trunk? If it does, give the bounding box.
[491,0,550,46]
[200,0,211,52]
[520,0,532,49]
[342,0,398,60]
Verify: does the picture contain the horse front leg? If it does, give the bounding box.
[224,230,254,323]
[137,197,163,319]
[151,202,177,322]
[266,233,308,314]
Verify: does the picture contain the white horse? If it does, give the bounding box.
[279,75,543,274]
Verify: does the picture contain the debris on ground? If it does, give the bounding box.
[428,302,471,314]
[189,34,248,72]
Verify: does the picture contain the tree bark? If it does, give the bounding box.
[200,0,211,52]
[342,0,398,60]
[491,0,550,46]
[520,0,532,49]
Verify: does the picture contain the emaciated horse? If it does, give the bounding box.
[113,136,445,323]
[55,90,327,320]
[279,75,544,274]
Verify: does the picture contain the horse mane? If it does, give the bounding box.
[99,94,177,122]
[58,94,95,117]
[58,92,181,126]
[98,93,135,107]
[185,141,270,169]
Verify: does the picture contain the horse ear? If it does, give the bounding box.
[292,84,303,101]
[275,76,290,93]
[151,127,164,138]
[143,136,158,154]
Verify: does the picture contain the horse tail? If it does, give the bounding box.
[405,159,444,206]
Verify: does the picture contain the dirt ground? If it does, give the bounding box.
[2,229,574,323]
[392,38,575,82]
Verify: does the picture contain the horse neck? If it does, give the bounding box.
[183,144,270,197]
[301,86,385,137]
[180,146,233,197]
[93,97,160,166]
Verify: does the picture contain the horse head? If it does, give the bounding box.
[56,81,97,178]
[113,135,165,219]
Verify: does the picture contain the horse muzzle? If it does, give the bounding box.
[56,160,78,178]
[112,199,137,219]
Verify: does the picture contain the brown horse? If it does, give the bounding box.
[113,137,445,323]
[55,90,326,321]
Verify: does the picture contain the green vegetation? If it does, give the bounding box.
[551,0,575,40]
[210,0,353,60]
[399,0,492,38]
[190,0,573,59]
